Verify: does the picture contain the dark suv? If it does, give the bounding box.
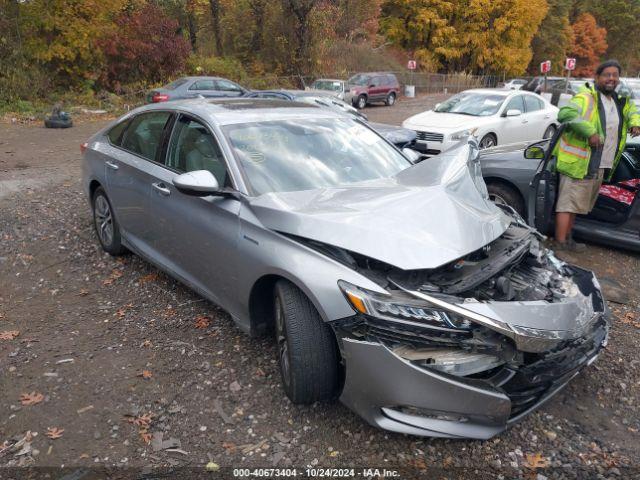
[346,72,400,109]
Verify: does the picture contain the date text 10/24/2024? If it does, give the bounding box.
[232,468,401,478]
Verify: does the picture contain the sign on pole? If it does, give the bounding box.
[407,60,417,70]
[565,58,576,71]
[540,60,551,74]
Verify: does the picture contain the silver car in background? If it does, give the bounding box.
[82,99,608,439]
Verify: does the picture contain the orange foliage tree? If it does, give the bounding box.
[569,13,607,77]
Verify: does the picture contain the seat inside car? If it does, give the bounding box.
[179,126,228,187]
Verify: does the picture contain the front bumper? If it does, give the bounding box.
[336,311,608,439]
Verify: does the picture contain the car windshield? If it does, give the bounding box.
[348,74,371,86]
[164,78,189,90]
[223,118,411,196]
[435,93,506,116]
[311,80,342,92]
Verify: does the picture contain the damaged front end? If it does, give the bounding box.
[328,223,609,438]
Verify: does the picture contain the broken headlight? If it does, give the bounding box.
[338,280,472,331]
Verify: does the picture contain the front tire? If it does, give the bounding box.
[487,182,525,217]
[385,92,396,106]
[274,280,339,404]
[356,95,367,109]
[479,133,497,149]
[92,187,126,256]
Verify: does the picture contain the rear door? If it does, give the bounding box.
[105,111,174,255]
[529,126,564,234]
[523,95,552,140]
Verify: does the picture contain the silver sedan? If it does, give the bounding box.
[82,98,608,439]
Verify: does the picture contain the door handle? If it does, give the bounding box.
[544,114,551,118]
[105,161,119,170]
[152,182,171,196]
[521,119,529,124]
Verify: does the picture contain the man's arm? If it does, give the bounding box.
[625,99,640,136]
[557,92,600,145]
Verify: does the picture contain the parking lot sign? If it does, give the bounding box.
[407,60,417,70]
[540,60,551,73]
[565,58,576,71]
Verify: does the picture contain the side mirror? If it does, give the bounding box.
[173,170,220,196]
[505,109,522,117]
[524,145,545,160]
[402,148,422,163]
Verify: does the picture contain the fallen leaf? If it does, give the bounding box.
[524,452,549,469]
[222,441,237,453]
[206,462,220,472]
[45,427,64,439]
[77,289,89,296]
[20,392,44,405]
[76,405,94,415]
[329,451,339,457]
[126,413,153,427]
[79,453,89,459]
[142,340,152,348]
[442,456,454,468]
[139,429,152,444]
[255,367,266,377]
[139,370,153,379]
[103,269,124,286]
[0,330,19,340]
[194,316,210,329]
[139,272,159,284]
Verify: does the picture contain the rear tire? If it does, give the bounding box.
[92,187,126,256]
[274,280,339,404]
[385,92,396,106]
[487,182,525,217]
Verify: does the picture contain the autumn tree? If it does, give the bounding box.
[18,0,126,82]
[569,12,607,77]
[579,0,640,73]
[98,3,191,90]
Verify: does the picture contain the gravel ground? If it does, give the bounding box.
[1,98,640,479]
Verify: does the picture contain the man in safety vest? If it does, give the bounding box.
[553,60,640,251]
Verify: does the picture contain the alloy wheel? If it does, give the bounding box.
[94,195,114,247]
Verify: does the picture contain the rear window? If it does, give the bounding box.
[107,119,131,146]
[164,78,189,91]
[386,74,398,86]
[121,112,172,161]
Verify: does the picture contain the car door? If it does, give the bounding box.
[105,111,175,256]
[369,76,386,101]
[147,114,242,304]
[529,127,564,234]
[523,95,553,140]
[499,95,526,144]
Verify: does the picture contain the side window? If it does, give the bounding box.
[190,80,216,91]
[215,79,242,92]
[504,95,525,113]
[167,116,229,187]
[107,119,131,146]
[121,112,171,161]
[386,74,397,86]
[524,95,543,112]
[371,76,382,87]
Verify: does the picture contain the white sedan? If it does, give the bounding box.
[402,89,559,155]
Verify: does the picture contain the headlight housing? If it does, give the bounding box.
[450,129,474,141]
[338,280,473,331]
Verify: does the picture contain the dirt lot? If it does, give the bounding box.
[1,97,640,479]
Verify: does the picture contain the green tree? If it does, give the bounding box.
[529,0,573,75]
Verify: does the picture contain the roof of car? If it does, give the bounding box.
[248,89,334,98]
[135,98,340,126]
[313,79,344,82]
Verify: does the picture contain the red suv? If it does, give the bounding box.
[346,72,400,109]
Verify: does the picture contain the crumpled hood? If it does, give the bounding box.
[403,111,484,130]
[249,143,511,270]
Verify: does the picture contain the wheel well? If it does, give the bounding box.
[248,274,282,337]
[484,177,524,204]
[483,132,498,142]
[89,180,102,204]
